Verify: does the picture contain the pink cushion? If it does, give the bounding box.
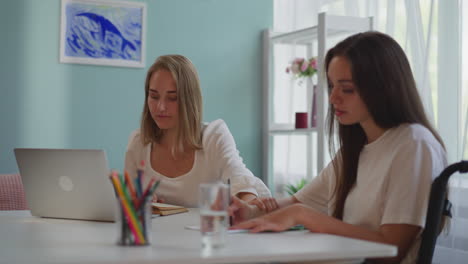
[0,174,28,210]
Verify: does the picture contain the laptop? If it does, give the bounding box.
[14,148,116,222]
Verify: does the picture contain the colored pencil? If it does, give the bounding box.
[124,170,137,201]
[136,177,156,209]
[136,160,145,198]
[147,180,161,198]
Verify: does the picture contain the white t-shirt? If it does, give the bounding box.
[124,119,271,207]
[294,123,447,264]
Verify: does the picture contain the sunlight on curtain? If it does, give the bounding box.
[273,0,468,262]
[463,3,468,161]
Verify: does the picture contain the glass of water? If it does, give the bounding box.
[199,182,230,248]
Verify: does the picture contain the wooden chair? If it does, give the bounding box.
[417,160,468,264]
[0,174,28,210]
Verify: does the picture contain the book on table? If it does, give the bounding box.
[152,202,188,216]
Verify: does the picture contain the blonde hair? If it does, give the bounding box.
[140,55,203,155]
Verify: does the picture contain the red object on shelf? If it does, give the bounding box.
[295,112,308,129]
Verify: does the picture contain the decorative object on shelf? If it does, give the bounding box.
[295,112,308,129]
[285,178,308,195]
[311,84,317,127]
[287,57,318,128]
[285,57,318,84]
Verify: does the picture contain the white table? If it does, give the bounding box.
[0,210,396,264]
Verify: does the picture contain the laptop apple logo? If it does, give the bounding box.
[58,176,74,192]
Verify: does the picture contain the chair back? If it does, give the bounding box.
[0,174,28,210]
[417,161,468,264]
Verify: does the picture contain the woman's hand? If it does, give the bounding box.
[230,204,301,233]
[152,193,164,203]
[228,196,262,225]
[248,197,279,213]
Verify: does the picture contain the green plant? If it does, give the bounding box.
[285,178,308,195]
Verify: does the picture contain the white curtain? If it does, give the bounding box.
[273,0,468,262]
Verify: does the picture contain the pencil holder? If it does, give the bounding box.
[115,196,152,246]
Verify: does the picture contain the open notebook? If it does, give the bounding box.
[152,202,188,216]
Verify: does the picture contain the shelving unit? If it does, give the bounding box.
[262,12,373,196]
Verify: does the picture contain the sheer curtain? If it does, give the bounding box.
[273,0,468,262]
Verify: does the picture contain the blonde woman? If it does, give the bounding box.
[125,55,271,207]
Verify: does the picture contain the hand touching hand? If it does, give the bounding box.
[228,196,262,225]
[230,204,300,233]
[248,197,279,213]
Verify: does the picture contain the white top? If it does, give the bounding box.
[294,123,447,264]
[0,210,397,264]
[125,119,271,207]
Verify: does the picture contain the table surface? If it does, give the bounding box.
[0,209,397,264]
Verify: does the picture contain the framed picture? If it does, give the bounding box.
[60,0,146,68]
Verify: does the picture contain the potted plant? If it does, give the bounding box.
[285,178,308,195]
[286,57,318,81]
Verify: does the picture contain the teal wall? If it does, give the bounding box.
[0,0,273,177]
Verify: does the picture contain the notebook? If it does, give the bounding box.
[14,148,116,222]
[152,202,188,216]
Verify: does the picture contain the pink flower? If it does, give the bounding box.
[301,61,308,72]
[310,58,317,69]
[294,58,304,64]
[291,64,300,74]
[286,57,318,80]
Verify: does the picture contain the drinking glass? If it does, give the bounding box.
[199,183,230,248]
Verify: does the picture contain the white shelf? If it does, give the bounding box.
[271,27,347,44]
[262,12,373,195]
[270,14,373,45]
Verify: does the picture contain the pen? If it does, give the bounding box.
[227,178,233,226]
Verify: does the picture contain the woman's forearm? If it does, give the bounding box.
[277,195,300,209]
[293,204,418,263]
[237,192,257,202]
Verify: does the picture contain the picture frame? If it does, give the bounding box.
[60,0,146,68]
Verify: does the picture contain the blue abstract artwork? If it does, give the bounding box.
[60,0,146,67]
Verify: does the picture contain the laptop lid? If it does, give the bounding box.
[14,148,116,222]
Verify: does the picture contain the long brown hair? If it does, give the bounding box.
[140,55,203,155]
[325,31,445,219]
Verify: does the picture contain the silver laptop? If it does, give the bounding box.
[14,148,116,222]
